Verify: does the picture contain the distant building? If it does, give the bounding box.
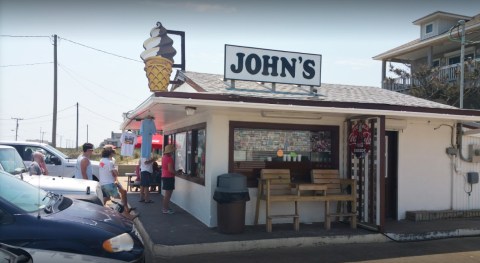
[100,132,122,148]
[374,11,480,93]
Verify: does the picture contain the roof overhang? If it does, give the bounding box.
[412,11,472,25]
[373,22,480,61]
[120,92,480,131]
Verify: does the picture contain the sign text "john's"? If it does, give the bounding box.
[224,45,321,86]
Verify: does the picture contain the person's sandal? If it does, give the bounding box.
[130,212,140,220]
[138,199,145,202]
[162,209,174,214]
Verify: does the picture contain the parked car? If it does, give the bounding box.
[0,145,103,205]
[0,171,144,262]
[0,242,126,263]
[0,141,100,180]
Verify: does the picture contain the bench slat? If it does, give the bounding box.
[268,214,299,219]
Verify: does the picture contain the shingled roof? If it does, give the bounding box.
[172,71,456,110]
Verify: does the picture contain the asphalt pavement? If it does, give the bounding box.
[117,176,480,262]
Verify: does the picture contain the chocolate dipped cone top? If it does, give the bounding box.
[141,22,177,92]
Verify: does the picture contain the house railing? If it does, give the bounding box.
[383,58,480,92]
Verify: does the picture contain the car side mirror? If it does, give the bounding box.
[50,156,61,165]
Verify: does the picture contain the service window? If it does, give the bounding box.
[229,121,339,187]
[164,123,206,185]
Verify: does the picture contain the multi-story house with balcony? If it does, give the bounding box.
[373,11,480,94]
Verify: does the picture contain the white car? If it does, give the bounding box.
[0,145,103,205]
[0,141,100,181]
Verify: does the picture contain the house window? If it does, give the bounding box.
[164,123,206,185]
[448,54,474,65]
[432,59,440,68]
[229,121,339,187]
[425,23,433,34]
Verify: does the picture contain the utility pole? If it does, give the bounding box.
[459,20,466,109]
[76,102,79,149]
[52,34,58,147]
[11,117,23,141]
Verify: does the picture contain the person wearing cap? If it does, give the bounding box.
[161,144,176,214]
[99,148,138,220]
[74,143,94,180]
[29,151,45,175]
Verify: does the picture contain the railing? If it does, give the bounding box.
[383,58,479,92]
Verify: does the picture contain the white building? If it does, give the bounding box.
[122,69,480,232]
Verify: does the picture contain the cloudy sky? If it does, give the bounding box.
[1,0,478,147]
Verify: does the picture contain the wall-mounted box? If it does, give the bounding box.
[468,145,480,163]
[467,172,479,184]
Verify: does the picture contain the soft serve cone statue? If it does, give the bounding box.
[141,22,177,92]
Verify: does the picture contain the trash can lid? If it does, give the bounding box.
[216,173,247,193]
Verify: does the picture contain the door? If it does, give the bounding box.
[385,131,398,220]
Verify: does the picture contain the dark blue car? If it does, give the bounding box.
[0,171,144,262]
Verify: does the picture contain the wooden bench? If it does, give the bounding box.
[310,169,357,230]
[254,169,300,232]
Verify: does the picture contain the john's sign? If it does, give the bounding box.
[224,45,321,86]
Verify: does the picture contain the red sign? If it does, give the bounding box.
[348,121,372,158]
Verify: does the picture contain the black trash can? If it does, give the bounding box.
[213,173,250,234]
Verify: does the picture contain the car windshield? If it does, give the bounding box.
[42,144,69,159]
[0,170,51,212]
[0,148,26,174]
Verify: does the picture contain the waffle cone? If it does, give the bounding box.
[144,56,173,92]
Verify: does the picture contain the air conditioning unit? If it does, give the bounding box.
[468,144,480,163]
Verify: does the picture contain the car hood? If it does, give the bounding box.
[47,198,133,233]
[23,175,98,195]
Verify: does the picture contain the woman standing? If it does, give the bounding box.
[161,144,176,214]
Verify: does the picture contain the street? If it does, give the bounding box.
[160,236,480,263]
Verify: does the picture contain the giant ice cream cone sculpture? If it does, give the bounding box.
[141,22,177,92]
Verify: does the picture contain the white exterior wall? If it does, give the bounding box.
[396,120,480,219]
[453,135,480,210]
[397,120,452,219]
[168,111,480,227]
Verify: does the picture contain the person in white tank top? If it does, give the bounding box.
[74,143,94,180]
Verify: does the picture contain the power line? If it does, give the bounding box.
[79,105,122,124]
[58,64,129,108]
[58,36,142,63]
[57,62,131,99]
[0,35,50,38]
[23,104,76,120]
[0,62,53,67]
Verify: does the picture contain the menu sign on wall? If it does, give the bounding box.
[224,45,322,86]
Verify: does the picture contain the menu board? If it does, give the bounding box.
[234,129,332,154]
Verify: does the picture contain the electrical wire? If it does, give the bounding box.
[22,104,76,120]
[57,62,131,99]
[57,64,126,108]
[0,62,53,68]
[0,35,50,38]
[58,36,142,63]
[79,104,122,124]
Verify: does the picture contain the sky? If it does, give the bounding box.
[1,0,479,148]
